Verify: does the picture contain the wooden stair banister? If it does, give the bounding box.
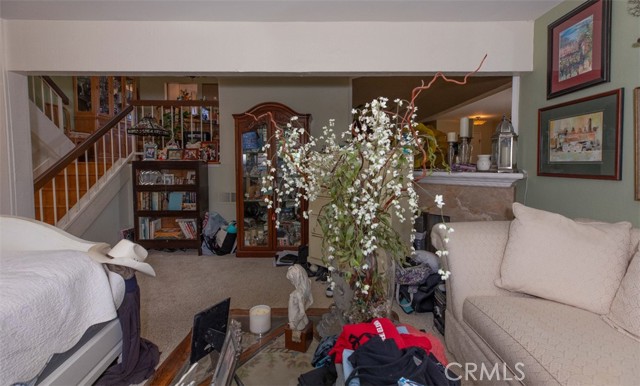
[40,76,70,106]
[34,105,133,191]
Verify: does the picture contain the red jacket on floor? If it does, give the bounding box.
[329,318,432,364]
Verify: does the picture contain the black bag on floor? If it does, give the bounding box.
[398,272,442,313]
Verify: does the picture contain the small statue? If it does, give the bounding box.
[287,264,313,331]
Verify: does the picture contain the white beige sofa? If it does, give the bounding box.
[431,203,640,385]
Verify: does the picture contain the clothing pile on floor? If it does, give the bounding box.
[298,317,459,386]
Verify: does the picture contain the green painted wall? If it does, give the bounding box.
[518,0,640,227]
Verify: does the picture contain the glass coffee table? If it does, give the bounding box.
[148,308,329,386]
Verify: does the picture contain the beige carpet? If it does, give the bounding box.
[137,249,446,375]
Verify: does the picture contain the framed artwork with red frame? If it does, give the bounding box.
[547,0,611,99]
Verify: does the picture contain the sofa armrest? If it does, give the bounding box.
[431,220,519,322]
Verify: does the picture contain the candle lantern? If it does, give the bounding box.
[491,115,518,173]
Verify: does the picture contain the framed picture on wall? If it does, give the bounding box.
[635,87,640,201]
[546,0,611,99]
[538,88,622,180]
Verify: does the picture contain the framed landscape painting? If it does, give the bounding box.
[547,0,611,99]
[538,88,622,180]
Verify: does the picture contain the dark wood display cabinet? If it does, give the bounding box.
[233,102,311,258]
[132,160,208,255]
[74,76,137,133]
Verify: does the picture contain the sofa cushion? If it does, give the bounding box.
[605,249,640,341]
[496,203,632,314]
[463,296,640,385]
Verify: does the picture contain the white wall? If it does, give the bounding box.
[0,19,13,215]
[2,72,34,217]
[3,20,534,74]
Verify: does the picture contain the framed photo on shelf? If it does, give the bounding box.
[200,140,219,163]
[547,0,611,99]
[634,87,640,201]
[143,143,157,160]
[167,148,183,160]
[186,170,196,184]
[537,88,623,180]
[163,174,175,185]
[183,148,200,160]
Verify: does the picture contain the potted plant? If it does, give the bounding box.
[257,63,482,325]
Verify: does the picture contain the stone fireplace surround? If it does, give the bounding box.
[413,171,527,222]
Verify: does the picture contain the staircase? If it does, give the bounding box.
[29,78,219,228]
[35,161,112,224]
[33,109,136,227]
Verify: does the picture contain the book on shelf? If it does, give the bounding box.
[149,218,162,239]
[176,218,197,239]
[168,192,183,211]
[153,228,183,239]
[138,192,170,211]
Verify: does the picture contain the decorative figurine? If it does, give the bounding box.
[287,264,313,331]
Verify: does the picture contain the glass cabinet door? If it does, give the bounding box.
[240,123,270,248]
[98,76,110,115]
[112,76,123,115]
[75,76,92,112]
[275,137,304,248]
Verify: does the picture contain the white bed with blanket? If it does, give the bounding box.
[0,216,125,385]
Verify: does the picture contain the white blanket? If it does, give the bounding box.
[0,250,124,383]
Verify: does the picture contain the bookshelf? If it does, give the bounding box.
[132,160,208,255]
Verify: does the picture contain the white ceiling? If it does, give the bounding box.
[0,0,563,22]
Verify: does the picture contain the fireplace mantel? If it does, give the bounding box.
[413,170,526,188]
[413,170,527,221]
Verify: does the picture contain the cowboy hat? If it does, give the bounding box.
[88,239,156,277]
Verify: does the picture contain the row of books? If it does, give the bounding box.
[138,217,197,240]
[176,218,198,240]
[137,192,197,211]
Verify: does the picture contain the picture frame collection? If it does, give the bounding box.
[143,136,219,163]
[539,0,638,199]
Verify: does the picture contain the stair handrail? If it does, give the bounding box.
[33,105,133,191]
[40,76,70,106]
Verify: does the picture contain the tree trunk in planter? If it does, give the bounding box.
[316,249,395,337]
[342,249,395,324]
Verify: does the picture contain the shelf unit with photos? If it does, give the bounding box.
[132,160,208,255]
[233,102,311,258]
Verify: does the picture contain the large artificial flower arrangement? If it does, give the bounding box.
[258,64,482,323]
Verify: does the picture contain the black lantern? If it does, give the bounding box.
[491,115,518,173]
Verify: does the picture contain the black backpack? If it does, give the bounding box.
[204,228,237,255]
[398,272,442,313]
